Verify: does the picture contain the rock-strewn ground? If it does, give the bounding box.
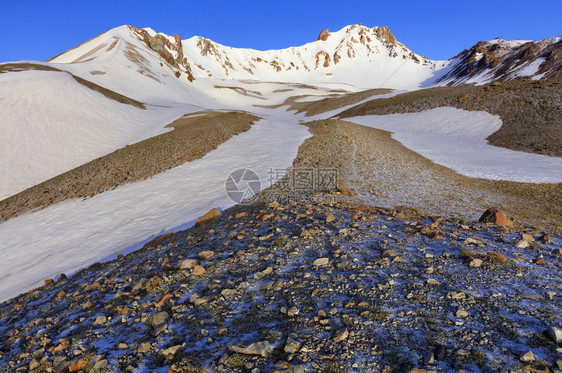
[0,111,259,222]
[0,196,560,373]
[292,119,561,232]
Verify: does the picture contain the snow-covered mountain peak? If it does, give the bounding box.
[42,23,562,92]
[124,23,436,88]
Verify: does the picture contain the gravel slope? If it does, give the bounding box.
[289,119,561,232]
[0,111,259,222]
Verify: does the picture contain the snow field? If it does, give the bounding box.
[346,107,562,183]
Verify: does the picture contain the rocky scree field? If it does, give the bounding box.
[290,118,562,232]
[0,195,560,373]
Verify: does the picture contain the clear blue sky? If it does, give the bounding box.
[1,0,561,62]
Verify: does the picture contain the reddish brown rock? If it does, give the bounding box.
[174,33,184,62]
[53,339,70,354]
[195,208,221,227]
[317,29,330,41]
[420,226,433,235]
[144,277,161,293]
[392,256,405,263]
[261,213,274,221]
[70,355,91,372]
[382,249,397,258]
[478,207,513,226]
[374,26,396,44]
[337,185,353,196]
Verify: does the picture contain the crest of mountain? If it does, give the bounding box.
[46,24,562,93]
[437,36,562,84]
[47,25,437,91]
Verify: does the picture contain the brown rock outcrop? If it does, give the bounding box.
[317,29,330,41]
[130,26,194,81]
[478,207,513,226]
[374,26,396,44]
[197,37,218,57]
[174,33,183,61]
[195,208,222,227]
[315,51,331,68]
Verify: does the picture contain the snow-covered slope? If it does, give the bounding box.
[179,25,443,89]
[46,26,201,104]
[346,107,562,183]
[0,117,310,302]
[0,64,193,200]
[49,24,561,93]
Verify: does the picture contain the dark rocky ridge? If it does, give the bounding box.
[439,37,562,84]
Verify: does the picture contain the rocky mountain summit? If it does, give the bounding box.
[1,194,560,372]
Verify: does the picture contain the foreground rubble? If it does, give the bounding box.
[0,195,560,372]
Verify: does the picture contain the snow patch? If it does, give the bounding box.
[514,57,546,78]
[346,107,562,183]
